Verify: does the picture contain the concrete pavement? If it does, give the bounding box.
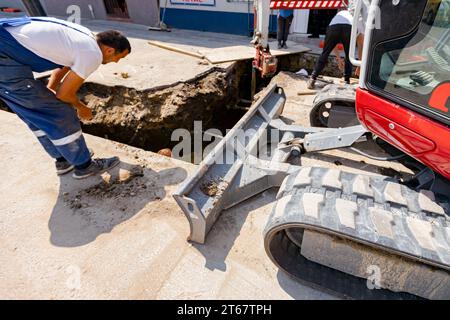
[0,110,336,299]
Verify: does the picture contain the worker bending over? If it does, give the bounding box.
[307,0,367,89]
[307,9,354,89]
[0,16,130,179]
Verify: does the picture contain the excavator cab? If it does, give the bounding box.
[355,0,450,181]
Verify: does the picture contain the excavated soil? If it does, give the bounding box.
[78,63,250,153]
[200,177,228,197]
[65,166,147,210]
[278,52,356,78]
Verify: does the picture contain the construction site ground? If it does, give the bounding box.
[0,72,415,299]
[0,108,337,299]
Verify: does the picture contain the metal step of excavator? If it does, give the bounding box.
[264,167,450,300]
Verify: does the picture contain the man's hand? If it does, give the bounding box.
[332,46,345,73]
[76,104,93,121]
[355,34,364,78]
[337,57,345,73]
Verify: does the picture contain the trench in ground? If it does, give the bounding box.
[77,53,346,161]
[0,52,346,163]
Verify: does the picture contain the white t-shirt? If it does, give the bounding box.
[6,19,102,79]
[329,10,353,26]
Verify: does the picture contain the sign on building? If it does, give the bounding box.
[170,0,216,6]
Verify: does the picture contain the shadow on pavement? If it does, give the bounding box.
[48,160,187,247]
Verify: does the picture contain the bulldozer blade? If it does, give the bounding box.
[173,84,288,244]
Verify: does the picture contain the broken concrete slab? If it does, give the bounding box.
[71,20,311,89]
[24,20,226,91]
[86,36,225,91]
[202,41,310,64]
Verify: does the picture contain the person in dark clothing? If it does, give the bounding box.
[277,9,294,49]
[0,17,131,179]
[307,10,354,89]
[307,9,320,38]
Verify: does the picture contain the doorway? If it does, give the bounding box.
[103,0,130,19]
[307,9,337,36]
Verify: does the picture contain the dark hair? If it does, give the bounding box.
[96,30,131,54]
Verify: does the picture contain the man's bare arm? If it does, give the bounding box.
[56,71,92,121]
[355,34,365,76]
[357,34,364,60]
[47,67,70,93]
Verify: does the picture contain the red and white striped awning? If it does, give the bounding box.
[270,0,346,9]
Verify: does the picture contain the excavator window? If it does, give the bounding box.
[367,0,450,124]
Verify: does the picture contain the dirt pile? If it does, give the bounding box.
[64,165,150,211]
[200,177,228,197]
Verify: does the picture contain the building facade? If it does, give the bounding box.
[0,0,160,26]
[159,0,277,36]
[159,0,335,36]
[0,0,335,36]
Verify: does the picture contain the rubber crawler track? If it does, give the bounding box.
[264,167,450,299]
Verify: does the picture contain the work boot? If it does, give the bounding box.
[55,149,94,176]
[56,160,75,176]
[307,78,316,89]
[72,156,120,180]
